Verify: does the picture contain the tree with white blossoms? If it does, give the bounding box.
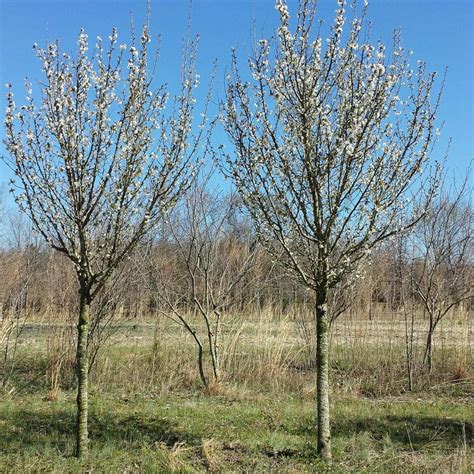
[221,0,442,461]
[3,24,207,457]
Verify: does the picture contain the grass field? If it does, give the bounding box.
[1,311,472,472]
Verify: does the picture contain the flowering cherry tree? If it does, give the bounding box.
[4,25,206,457]
[221,0,441,461]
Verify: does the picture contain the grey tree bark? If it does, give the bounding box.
[315,282,331,461]
[424,323,435,373]
[75,286,90,458]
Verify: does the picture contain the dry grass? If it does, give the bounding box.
[5,305,471,400]
[1,306,472,472]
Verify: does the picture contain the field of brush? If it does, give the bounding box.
[1,309,473,472]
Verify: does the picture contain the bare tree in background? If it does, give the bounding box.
[394,230,417,391]
[221,0,441,461]
[0,213,40,394]
[411,172,473,373]
[140,178,258,388]
[3,22,207,457]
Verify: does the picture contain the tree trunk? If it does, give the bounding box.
[403,309,414,391]
[75,287,90,458]
[315,284,331,462]
[196,339,208,388]
[402,288,414,391]
[424,329,433,373]
[210,313,221,383]
[423,316,434,374]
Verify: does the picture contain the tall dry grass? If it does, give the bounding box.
[2,303,472,399]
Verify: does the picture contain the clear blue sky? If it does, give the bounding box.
[0,0,472,204]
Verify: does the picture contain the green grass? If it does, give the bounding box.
[1,318,472,472]
[1,391,472,473]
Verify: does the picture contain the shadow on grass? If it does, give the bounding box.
[2,400,471,461]
[1,406,201,455]
[294,414,471,450]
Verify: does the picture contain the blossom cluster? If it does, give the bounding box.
[4,25,209,287]
[222,0,441,291]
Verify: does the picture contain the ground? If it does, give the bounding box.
[0,311,472,472]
